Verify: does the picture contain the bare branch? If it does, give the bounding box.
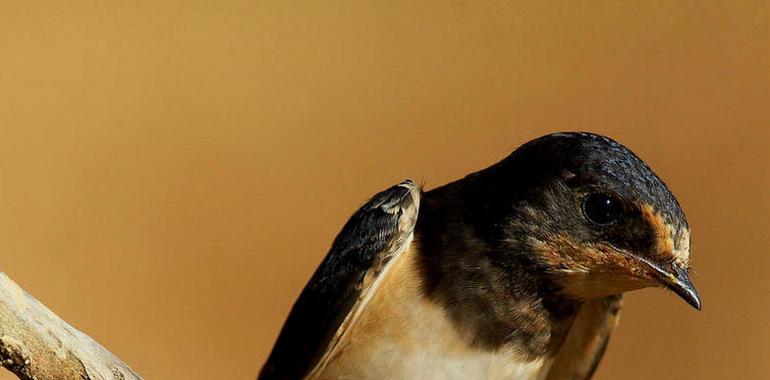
[0,272,141,380]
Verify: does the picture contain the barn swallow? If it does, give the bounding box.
[260,132,699,380]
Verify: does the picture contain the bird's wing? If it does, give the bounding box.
[545,295,623,380]
[259,180,420,380]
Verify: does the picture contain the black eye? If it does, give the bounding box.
[582,193,622,225]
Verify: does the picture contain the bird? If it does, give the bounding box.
[259,132,700,380]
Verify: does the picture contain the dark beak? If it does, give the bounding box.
[631,254,701,310]
[664,265,701,310]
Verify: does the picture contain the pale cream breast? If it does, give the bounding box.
[313,245,552,380]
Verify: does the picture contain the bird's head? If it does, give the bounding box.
[482,132,699,309]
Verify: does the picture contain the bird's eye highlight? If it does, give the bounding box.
[582,193,622,225]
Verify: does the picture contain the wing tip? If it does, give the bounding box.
[398,178,421,202]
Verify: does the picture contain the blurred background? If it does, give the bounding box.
[0,1,768,379]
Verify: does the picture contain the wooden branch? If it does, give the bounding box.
[0,272,141,380]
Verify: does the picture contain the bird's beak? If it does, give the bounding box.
[638,257,701,310]
[661,264,701,310]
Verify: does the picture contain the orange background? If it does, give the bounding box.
[0,2,768,379]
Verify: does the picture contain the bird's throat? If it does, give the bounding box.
[414,186,581,359]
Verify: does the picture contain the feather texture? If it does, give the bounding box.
[260,180,420,380]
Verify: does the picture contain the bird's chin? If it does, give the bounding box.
[556,272,658,301]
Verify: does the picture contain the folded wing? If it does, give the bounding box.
[260,180,420,380]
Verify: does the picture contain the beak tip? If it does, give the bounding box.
[670,284,701,310]
[687,292,702,311]
[671,275,701,310]
[666,265,701,310]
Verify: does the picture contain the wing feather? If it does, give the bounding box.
[260,180,420,380]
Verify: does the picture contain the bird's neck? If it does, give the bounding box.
[414,179,581,359]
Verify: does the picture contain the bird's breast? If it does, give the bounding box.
[314,245,553,380]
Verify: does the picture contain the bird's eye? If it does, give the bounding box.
[582,193,622,225]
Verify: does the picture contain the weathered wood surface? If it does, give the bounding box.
[0,273,141,380]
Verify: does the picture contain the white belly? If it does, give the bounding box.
[313,248,552,380]
[352,344,551,380]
